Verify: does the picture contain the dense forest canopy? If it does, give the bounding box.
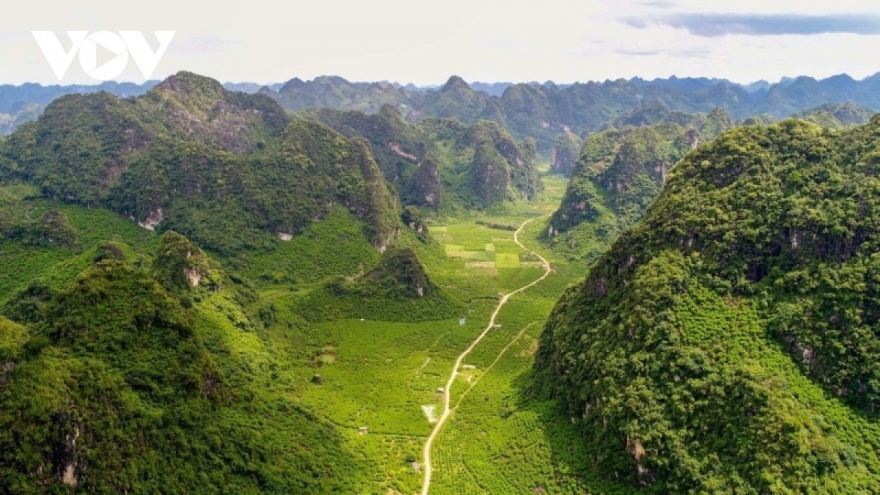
[536,117,880,492]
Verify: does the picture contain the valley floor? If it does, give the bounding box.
[262,170,633,494]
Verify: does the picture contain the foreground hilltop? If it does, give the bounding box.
[0,229,374,492]
[536,117,880,491]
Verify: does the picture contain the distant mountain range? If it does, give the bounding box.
[258,73,880,152]
[3,72,880,152]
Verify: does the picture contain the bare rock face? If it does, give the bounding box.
[51,413,81,488]
[184,266,202,287]
[138,208,164,231]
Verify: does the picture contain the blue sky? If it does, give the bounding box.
[3,0,880,85]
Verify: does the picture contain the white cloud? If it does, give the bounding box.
[2,0,880,85]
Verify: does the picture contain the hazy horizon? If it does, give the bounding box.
[4,69,880,90]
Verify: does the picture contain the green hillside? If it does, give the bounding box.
[6,66,880,495]
[535,117,880,492]
[306,106,542,210]
[0,229,374,493]
[544,117,724,263]
[0,72,400,256]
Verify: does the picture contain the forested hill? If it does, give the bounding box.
[535,116,880,492]
[0,226,376,493]
[543,109,733,262]
[305,105,542,210]
[0,71,400,255]
[0,80,275,135]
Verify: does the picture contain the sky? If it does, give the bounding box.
[3,0,880,86]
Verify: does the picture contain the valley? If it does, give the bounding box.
[4,64,880,493]
[250,169,607,494]
[0,167,595,493]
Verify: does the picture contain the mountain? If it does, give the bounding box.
[545,110,732,262]
[9,72,880,154]
[304,105,542,210]
[222,81,275,94]
[0,81,277,135]
[291,245,464,322]
[0,104,42,135]
[470,81,513,97]
[0,81,160,135]
[535,117,880,491]
[267,75,738,152]
[408,76,492,122]
[0,81,158,115]
[630,75,740,92]
[0,72,400,256]
[0,72,466,493]
[791,102,876,128]
[269,75,417,115]
[602,100,705,130]
[0,229,371,492]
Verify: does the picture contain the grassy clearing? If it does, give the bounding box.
[494,252,521,269]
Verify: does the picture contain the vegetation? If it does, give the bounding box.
[545,120,712,263]
[0,186,78,249]
[0,71,572,493]
[306,106,542,210]
[152,231,219,292]
[0,72,400,256]
[791,101,876,128]
[262,73,880,154]
[536,117,880,492]
[292,246,465,322]
[5,67,880,494]
[0,240,374,493]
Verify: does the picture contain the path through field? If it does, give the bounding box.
[420,215,553,495]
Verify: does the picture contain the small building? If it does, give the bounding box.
[358,426,368,435]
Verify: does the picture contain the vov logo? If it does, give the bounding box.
[32,31,175,82]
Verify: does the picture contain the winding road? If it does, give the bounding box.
[420,215,554,495]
